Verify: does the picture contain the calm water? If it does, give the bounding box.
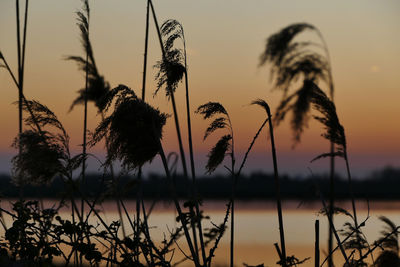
[2,199,399,266]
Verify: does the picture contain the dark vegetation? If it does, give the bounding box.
[0,167,400,200]
[0,0,399,266]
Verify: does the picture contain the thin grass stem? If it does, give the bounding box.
[158,144,200,267]
[266,108,287,267]
[315,220,320,267]
[149,0,189,178]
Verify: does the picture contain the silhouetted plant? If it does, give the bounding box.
[260,24,337,266]
[0,0,30,193]
[160,19,207,264]
[259,23,333,143]
[11,100,71,186]
[375,251,400,267]
[196,101,236,267]
[90,84,167,170]
[308,84,357,207]
[339,217,368,265]
[252,99,287,267]
[377,216,399,253]
[196,102,233,175]
[150,0,189,180]
[65,0,132,239]
[308,83,365,265]
[66,1,110,112]
[0,200,62,266]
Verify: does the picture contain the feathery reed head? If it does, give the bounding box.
[12,101,69,185]
[90,85,168,170]
[196,102,228,119]
[161,19,185,52]
[310,84,346,152]
[206,135,232,174]
[203,117,228,140]
[154,19,187,98]
[259,23,315,67]
[275,53,329,92]
[377,216,399,252]
[251,99,271,116]
[154,49,185,97]
[273,79,319,144]
[12,130,65,186]
[67,0,111,112]
[260,23,331,146]
[197,102,232,174]
[375,250,400,267]
[196,101,230,140]
[21,100,66,134]
[340,221,368,251]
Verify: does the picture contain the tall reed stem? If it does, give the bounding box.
[149,0,189,178]
[135,0,151,260]
[182,28,207,265]
[16,0,22,147]
[328,141,335,267]
[316,29,336,267]
[15,0,29,196]
[265,107,287,267]
[148,3,201,265]
[158,144,200,267]
[81,1,90,217]
[315,220,320,267]
[319,190,350,266]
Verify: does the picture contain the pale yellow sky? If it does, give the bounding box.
[1,0,399,175]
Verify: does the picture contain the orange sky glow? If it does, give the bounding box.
[1,0,399,176]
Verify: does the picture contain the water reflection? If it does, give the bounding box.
[1,199,399,266]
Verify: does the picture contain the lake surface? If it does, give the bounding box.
[1,199,399,266]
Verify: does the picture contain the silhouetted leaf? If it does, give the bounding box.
[310,151,344,163]
[319,206,353,219]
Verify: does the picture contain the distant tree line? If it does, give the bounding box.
[0,166,399,200]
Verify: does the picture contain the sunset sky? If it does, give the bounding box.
[1,0,399,177]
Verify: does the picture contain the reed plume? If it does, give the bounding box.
[150,0,189,180]
[197,101,236,267]
[90,84,167,170]
[259,23,331,143]
[308,82,361,261]
[159,19,207,264]
[375,217,400,267]
[260,23,336,266]
[11,100,72,186]
[196,102,233,175]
